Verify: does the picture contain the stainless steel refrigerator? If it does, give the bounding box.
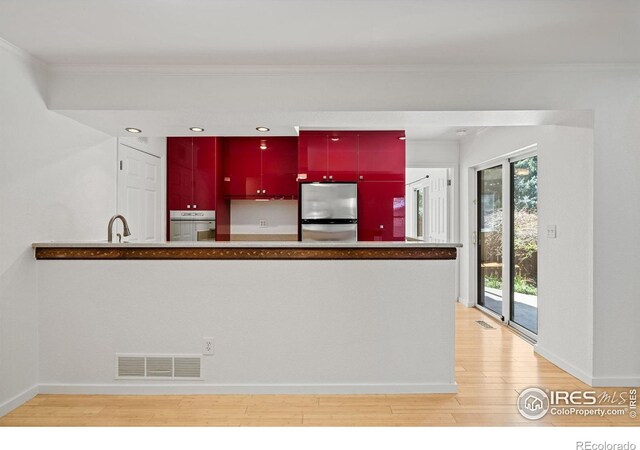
[300,183,357,242]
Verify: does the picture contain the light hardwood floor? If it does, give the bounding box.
[1,304,636,426]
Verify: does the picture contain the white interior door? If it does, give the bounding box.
[117,144,162,242]
[427,169,449,243]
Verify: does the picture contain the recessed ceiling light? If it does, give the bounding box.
[125,128,142,133]
[398,136,406,141]
[456,129,468,136]
[190,127,204,132]
[256,127,270,132]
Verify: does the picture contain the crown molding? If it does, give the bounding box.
[0,36,47,68]
[47,62,640,76]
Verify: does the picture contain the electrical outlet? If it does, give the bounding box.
[547,225,557,239]
[203,337,214,356]
[259,219,267,228]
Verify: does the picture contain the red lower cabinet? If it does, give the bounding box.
[358,181,406,241]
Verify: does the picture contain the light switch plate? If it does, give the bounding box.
[547,225,557,239]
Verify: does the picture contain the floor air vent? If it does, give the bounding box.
[116,354,202,380]
[476,320,495,329]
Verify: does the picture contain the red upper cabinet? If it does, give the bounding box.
[223,137,262,197]
[192,137,217,210]
[224,137,298,198]
[167,137,216,210]
[298,131,358,182]
[298,132,328,182]
[357,131,405,182]
[327,132,358,181]
[261,137,298,197]
[358,181,406,242]
[167,137,194,210]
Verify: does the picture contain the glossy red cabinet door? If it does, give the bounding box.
[327,132,358,181]
[298,132,327,182]
[261,137,298,197]
[223,138,262,197]
[167,137,193,210]
[358,181,406,241]
[358,131,405,182]
[192,137,217,209]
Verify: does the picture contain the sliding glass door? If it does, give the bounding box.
[477,165,504,317]
[476,152,538,339]
[510,156,538,335]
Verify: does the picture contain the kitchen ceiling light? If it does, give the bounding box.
[398,136,406,141]
[125,128,142,133]
[256,127,270,132]
[190,127,204,132]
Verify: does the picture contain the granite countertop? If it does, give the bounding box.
[32,241,462,249]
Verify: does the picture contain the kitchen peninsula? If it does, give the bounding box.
[32,240,460,394]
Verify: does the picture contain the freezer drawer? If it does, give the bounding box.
[301,223,357,242]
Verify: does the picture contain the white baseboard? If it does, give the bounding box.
[590,376,640,387]
[39,383,457,395]
[0,385,39,417]
[457,297,474,308]
[534,345,593,386]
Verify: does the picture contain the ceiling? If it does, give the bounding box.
[1,0,639,66]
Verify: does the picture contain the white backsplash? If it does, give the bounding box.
[230,200,298,235]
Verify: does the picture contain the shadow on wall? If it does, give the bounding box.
[0,248,38,405]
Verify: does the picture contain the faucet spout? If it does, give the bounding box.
[108,215,131,243]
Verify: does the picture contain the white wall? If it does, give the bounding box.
[459,125,595,383]
[37,259,456,394]
[406,140,459,167]
[230,200,298,236]
[0,44,117,414]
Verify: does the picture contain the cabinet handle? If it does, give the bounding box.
[257,190,260,194]
[193,204,197,209]
[187,205,191,209]
[329,175,333,180]
[323,175,327,180]
[379,224,384,229]
[359,175,364,180]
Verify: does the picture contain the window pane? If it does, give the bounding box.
[478,166,503,316]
